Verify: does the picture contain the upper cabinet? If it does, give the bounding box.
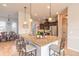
[40,18,58,30]
[40,23,44,29]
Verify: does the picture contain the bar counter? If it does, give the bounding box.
[21,34,58,56]
[21,34,58,47]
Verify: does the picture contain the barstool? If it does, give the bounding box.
[16,38,23,56]
[49,38,65,56]
[21,40,37,56]
[16,36,37,56]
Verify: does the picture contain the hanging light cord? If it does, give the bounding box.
[49,2,51,17]
[30,3,32,18]
[8,15,10,21]
[24,6,26,21]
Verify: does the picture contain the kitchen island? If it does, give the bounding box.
[21,34,58,56]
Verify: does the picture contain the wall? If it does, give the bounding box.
[68,4,79,52]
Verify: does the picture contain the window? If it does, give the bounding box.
[12,22,17,33]
[0,21,6,32]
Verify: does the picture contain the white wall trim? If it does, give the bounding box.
[68,47,79,52]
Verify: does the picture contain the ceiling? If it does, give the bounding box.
[0,3,69,20]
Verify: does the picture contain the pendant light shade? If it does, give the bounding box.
[23,21,27,24]
[48,2,52,22]
[8,15,10,21]
[48,17,52,21]
[29,18,32,22]
[7,15,10,25]
[23,6,27,24]
[29,3,33,22]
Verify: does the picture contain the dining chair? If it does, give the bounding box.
[49,38,65,56]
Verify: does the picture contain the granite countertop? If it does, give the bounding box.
[21,34,58,47]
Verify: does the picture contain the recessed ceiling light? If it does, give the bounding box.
[47,6,50,9]
[2,4,7,7]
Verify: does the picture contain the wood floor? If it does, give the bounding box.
[0,41,79,56]
[0,41,18,56]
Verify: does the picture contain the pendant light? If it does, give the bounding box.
[48,2,52,22]
[8,15,10,21]
[23,6,27,24]
[7,15,11,33]
[29,3,33,22]
[7,15,10,25]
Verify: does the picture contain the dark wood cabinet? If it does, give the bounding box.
[40,20,58,30]
[44,22,49,30]
[39,18,58,36]
[49,21,57,26]
[40,24,44,29]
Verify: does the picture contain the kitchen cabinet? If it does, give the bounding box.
[40,24,44,29]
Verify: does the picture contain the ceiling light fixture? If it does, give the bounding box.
[23,6,27,24]
[48,1,52,22]
[7,15,11,29]
[2,4,7,7]
[24,21,27,24]
[29,18,32,22]
[47,6,50,9]
[29,3,33,22]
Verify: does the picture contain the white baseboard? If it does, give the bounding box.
[68,47,79,52]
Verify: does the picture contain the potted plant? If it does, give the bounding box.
[36,31,41,38]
